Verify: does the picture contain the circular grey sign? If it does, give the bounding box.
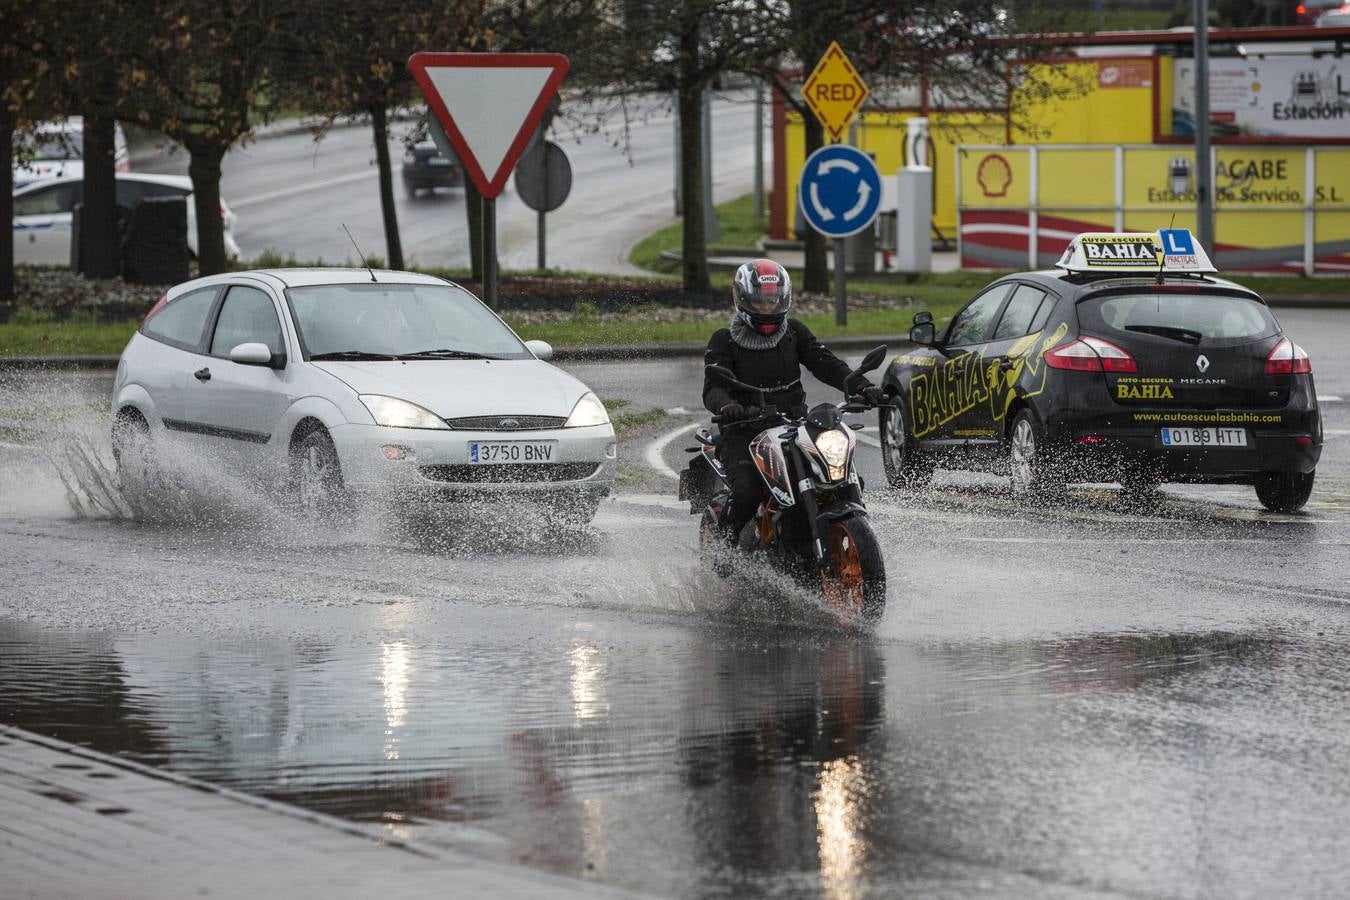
[514,141,572,213]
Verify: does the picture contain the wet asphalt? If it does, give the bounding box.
[3,331,1350,897]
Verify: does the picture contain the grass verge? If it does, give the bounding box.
[0,310,139,356]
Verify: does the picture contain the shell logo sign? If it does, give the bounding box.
[976,154,1013,198]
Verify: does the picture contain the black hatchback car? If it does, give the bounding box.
[879,231,1322,512]
[401,140,461,198]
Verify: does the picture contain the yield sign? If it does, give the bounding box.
[802,42,869,143]
[408,52,569,199]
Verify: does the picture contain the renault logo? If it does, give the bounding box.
[499,418,520,429]
[1196,354,1210,373]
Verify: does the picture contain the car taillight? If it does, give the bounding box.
[1265,337,1311,375]
[143,292,168,323]
[1044,335,1137,374]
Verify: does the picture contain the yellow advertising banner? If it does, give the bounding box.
[1314,149,1350,207]
[1037,149,1115,208]
[1122,147,1350,209]
[958,148,1030,207]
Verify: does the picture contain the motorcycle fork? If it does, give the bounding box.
[786,450,826,563]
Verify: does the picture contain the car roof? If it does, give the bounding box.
[987,269,1263,301]
[13,171,193,195]
[169,268,453,294]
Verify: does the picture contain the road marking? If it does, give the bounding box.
[646,421,697,481]
[1318,395,1342,403]
[230,169,376,209]
[0,441,35,452]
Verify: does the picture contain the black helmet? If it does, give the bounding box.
[732,259,792,334]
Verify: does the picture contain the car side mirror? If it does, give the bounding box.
[524,339,553,361]
[909,322,937,345]
[230,342,283,368]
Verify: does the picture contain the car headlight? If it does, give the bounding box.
[358,395,448,429]
[564,392,610,428]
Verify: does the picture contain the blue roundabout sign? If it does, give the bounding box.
[797,144,882,239]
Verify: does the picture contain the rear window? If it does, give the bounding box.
[142,287,218,350]
[1079,293,1278,345]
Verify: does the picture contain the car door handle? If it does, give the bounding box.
[194,368,211,382]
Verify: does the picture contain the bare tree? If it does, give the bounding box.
[281,0,485,271]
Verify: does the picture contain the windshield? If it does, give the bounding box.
[287,282,531,360]
[1080,292,1278,346]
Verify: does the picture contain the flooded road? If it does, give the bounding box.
[3,361,1350,898]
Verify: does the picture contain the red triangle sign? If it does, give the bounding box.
[408,52,569,199]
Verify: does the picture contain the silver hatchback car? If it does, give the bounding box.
[111,268,616,522]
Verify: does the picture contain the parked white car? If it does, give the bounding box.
[12,172,241,267]
[110,268,616,523]
[12,118,130,189]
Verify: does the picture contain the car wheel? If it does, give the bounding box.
[1009,409,1062,502]
[880,398,934,490]
[111,409,155,488]
[1255,470,1314,513]
[291,429,351,521]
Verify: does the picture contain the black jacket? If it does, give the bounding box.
[703,319,861,423]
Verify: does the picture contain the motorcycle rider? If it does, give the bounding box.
[703,259,884,546]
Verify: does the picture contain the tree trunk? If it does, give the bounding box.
[0,102,14,304]
[465,175,484,280]
[370,105,403,270]
[187,147,227,276]
[802,115,828,293]
[80,115,120,279]
[676,9,710,293]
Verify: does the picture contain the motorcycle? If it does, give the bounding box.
[678,346,890,626]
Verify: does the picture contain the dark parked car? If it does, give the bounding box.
[878,230,1322,512]
[401,141,461,198]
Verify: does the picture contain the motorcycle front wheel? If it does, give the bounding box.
[819,515,886,626]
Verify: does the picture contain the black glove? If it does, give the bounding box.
[718,403,756,423]
[860,385,886,406]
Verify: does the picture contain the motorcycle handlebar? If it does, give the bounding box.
[712,396,893,425]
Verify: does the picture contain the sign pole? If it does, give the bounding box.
[537,147,548,270]
[1193,0,1214,253]
[483,195,497,310]
[833,238,847,326]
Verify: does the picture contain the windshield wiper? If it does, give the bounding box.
[1124,324,1203,344]
[396,348,504,360]
[309,350,400,361]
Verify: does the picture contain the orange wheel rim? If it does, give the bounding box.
[821,523,864,618]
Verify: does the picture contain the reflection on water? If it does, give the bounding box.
[4,618,1350,897]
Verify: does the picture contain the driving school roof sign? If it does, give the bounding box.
[1055,230,1217,273]
[802,42,869,142]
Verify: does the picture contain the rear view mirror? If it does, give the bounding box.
[913,311,933,326]
[909,322,936,345]
[705,364,747,392]
[524,339,553,360]
[856,345,887,374]
[230,342,279,367]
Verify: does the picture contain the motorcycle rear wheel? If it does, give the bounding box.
[819,515,886,626]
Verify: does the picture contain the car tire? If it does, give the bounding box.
[1255,470,1314,513]
[880,398,934,490]
[1008,409,1062,502]
[291,429,351,521]
[111,409,154,488]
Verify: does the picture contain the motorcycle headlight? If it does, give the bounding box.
[359,395,448,430]
[564,392,610,428]
[814,428,850,470]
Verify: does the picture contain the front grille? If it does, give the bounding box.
[443,415,567,431]
[420,463,601,484]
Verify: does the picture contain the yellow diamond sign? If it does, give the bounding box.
[802,41,869,143]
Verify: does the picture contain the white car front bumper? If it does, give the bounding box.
[328,422,616,501]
